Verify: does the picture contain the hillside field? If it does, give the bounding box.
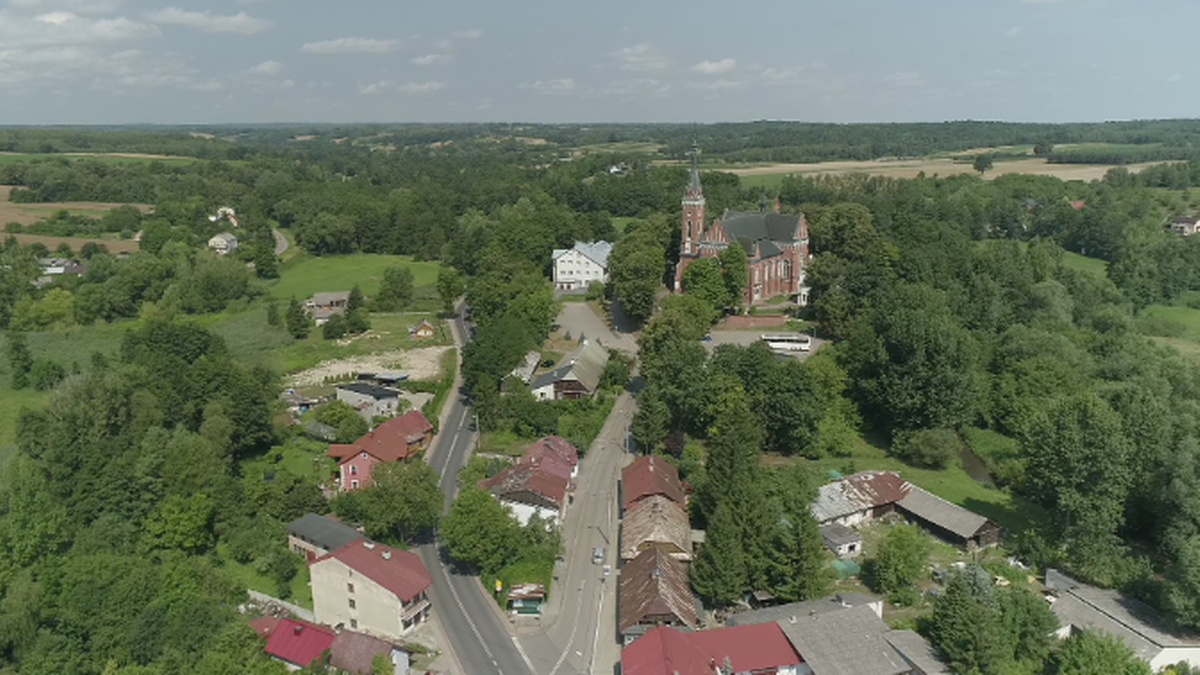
[269,253,440,301]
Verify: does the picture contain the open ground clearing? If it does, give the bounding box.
[0,186,154,227]
[285,346,451,388]
[269,253,440,301]
[4,233,140,253]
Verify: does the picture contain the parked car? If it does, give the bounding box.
[592,546,604,565]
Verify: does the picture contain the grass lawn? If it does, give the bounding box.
[269,254,440,301]
[1061,250,1108,277]
[765,435,1049,535]
[479,430,529,457]
[1141,302,1200,342]
[612,217,639,233]
[739,173,791,190]
[216,543,314,609]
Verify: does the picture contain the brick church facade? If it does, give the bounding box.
[673,149,811,306]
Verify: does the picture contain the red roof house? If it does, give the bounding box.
[478,461,569,526]
[622,456,685,512]
[249,615,280,639]
[622,624,803,675]
[310,539,434,640]
[526,435,579,468]
[263,618,336,669]
[328,410,434,491]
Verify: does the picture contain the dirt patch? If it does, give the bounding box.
[721,315,787,329]
[719,157,1172,182]
[0,186,154,227]
[4,233,139,254]
[285,347,451,388]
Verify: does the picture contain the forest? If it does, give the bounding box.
[4,123,1200,673]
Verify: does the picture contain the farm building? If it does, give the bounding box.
[620,495,692,562]
[408,319,436,340]
[896,487,1000,548]
[820,522,863,559]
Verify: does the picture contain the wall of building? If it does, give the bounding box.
[339,454,380,491]
[311,554,410,641]
[335,389,399,421]
[502,499,560,527]
[553,249,608,290]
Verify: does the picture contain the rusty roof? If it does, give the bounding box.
[619,548,697,633]
[621,495,692,561]
[478,461,568,509]
[622,456,685,511]
[811,471,911,523]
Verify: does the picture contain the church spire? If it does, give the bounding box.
[686,141,703,199]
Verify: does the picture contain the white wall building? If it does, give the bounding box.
[551,241,612,291]
[310,539,432,641]
[207,232,238,255]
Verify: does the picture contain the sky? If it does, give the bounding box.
[0,0,1195,125]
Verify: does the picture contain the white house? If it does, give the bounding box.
[207,232,238,255]
[310,539,433,641]
[551,241,612,291]
[478,461,568,527]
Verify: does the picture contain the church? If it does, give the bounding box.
[673,149,811,306]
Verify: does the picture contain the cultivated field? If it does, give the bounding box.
[0,186,154,228]
[708,157,1173,188]
[0,151,196,165]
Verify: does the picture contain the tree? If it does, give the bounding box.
[1048,630,1152,675]
[254,243,279,279]
[29,358,65,391]
[350,461,443,544]
[892,428,961,469]
[681,258,730,312]
[974,153,995,175]
[999,586,1059,666]
[929,569,1008,674]
[440,488,522,573]
[768,505,832,602]
[285,297,311,339]
[690,502,746,605]
[314,401,368,443]
[322,313,348,340]
[6,330,32,389]
[609,232,666,324]
[265,300,280,327]
[376,266,415,311]
[1033,141,1055,156]
[631,385,670,452]
[718,241,748,308]
[437,265,464,314]
[869,523,931,600]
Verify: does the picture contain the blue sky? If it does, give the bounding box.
[0,0,1193,124]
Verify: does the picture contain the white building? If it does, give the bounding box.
[310,539,433,641]
[207,232,238,255]
[551,241,612,291]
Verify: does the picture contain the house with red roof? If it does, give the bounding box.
[262,618,336,670]
[621,456,685,513]
[310,538,433,641]
[479,460,569,526]
[622,623,803,675]
[525,435,579,478]
[327,410,433,491]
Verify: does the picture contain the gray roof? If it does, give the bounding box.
[311,291,351,305]
[884,630,952,675]
[811,471,912,523]
[210,232,237,244]
[1046,568,1200,661]
[287,513,361,552]
[820,522,862,547]
[726,593,879,627]
[336,382,399,400]
[530,339,609,392]
[553,241,613,269]
[721,210,804,244]
[897,488,992,540]
[776,605,911,675]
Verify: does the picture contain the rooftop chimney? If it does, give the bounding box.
[293,625,303,635]
[363,540,376,550]
[382,550,392,560]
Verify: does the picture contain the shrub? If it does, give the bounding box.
[30,358,66,391]
[892,428,961,470]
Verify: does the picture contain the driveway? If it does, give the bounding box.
[555,303,638,355]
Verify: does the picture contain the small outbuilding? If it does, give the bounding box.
[820,522,863,559]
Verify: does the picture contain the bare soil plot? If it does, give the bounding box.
[0,186,154,226]
[285,346,451,388]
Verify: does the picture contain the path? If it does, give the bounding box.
[272,228,288,256]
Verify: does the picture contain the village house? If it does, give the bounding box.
[408,318,436,340]
[621,494,693,562]
[1045,569,1200,670]
[1169,216,1200,236]
[328,410,434,491]
[810,470,1000,548]
[310,539,433,640]
[524,435,580,479]
[622,623,804,675]
[673,146,810,306]
[334,382,402,421]
[252,616,410,674]
[620,548,699,646]
[306,291,351,326]
[207,232,238,255]
[552,240,613,291]
[621,455,686,513]
[478,460,569,526]
[530,338,610,401]
[286,513,362,562]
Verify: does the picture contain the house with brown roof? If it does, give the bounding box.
[619,548,698,646]
[621,495,692,562]
[328,411,434,491]
[622,623,804,675]
[310,539,432,641]
[621,456,686,513]
[408,318,436,340]
[478,461,569,527]
[525,435,579,479]
[252,616,410,674]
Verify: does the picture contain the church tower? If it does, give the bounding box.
[674,143,706,292]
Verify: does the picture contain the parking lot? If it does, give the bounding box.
[704,330,827,360]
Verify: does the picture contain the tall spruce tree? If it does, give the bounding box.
[929,569,1009,675]
[768,505,832,601]
[285,297,311,339]
[690,502,746,605]
[6,330,32,390]
[696,387,765,524]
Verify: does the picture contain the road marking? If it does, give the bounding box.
[440,559,501,674]
[441,428,462,481]
[589,586,604,674]
[512,637,536,674]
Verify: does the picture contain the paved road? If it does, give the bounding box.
[419,308,531,675]
[272,228,288,256]
[516,395,634,675]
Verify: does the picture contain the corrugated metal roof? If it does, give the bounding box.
[810,471,911,523]
[884,630,952,675]
[776,605,910,675]
[896,487,990,540]
[619,548,697,633]
[621,495,692,561]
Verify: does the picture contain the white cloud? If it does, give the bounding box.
[410,53,452,66]
[686,78,744,91]
[35,11,76,25]
[693,58,736,75]
[246,59,283,75]
[586,78,671,99]
[0,9,159,47]
[146,8,271,34]
[1168,72,1183,83]
[452,28,482,39]
[616,44,668,72]
[520,78,577,95]
[9,0,122,15]
[1004,26,1021,37]
[398,80,446,94]
[301,37,399,54]
[358,79,392,94]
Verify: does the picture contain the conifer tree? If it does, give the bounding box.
[285,297,311,339]
[929,569,1008,674]
[690,502,746,605]
[768,505,832,601]
[6,330,32,390]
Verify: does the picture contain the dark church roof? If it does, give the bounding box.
[721,210,804,243]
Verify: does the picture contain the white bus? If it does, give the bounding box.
[760,333,812,352]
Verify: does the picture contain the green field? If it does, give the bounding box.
[270,253,440,301]
[739,173,791,190]
[575,141,664,155]
[1062,250,1108,277]
[612,216,639,233]
[0,152,197,166]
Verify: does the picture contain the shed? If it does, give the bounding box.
[896,488,1000,548]
[820,522,863,558]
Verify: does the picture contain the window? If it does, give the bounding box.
[350,465,358,476]
[351,480,359,489]
[361,452,368,459]
[350,619,358,629]
[349,598,356,609]
[347,582,355,593]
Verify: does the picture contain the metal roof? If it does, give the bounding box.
[896,487,992,540]
[775,605,910,675]
[287,513,362,552]
[725,593,879,627]
[529,338,609,392]
[621,495,692,561]
[811,471,912,523]
[884,630,953,675]
[619,548,697,633]
[820,522,862,547]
